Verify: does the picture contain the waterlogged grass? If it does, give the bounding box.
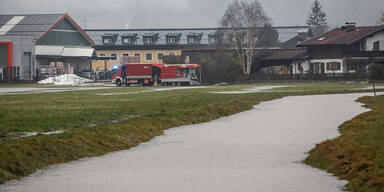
[0,82,382,184]
[306,95,384,192]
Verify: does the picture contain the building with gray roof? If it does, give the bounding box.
[0,13,94,82]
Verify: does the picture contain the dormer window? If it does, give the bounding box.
[143,33,159,45]
[168,37,176,43]
[102,34,118,45]
[144,37,153,44]
[166,33,181,44]
[122,33,138,45]
[188,36,198,43]
[122,38,132,44]
[187,33,203,44]
[209,35,216,44]
[103,38,112,44]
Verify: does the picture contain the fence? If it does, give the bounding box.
[248,73,372,82]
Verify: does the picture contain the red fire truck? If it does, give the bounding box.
[112,64,161,86]
[112,63,201,86]
[160,64,201,86]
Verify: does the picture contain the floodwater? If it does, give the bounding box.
[210,86,286,94]
[0,93,372,192]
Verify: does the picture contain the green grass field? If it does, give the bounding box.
[0,82,383,187]
[306,95,384,192]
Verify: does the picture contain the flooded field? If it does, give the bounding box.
[0,93,371,192]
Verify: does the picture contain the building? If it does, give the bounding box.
[0,13,94,82]
[85,26,308,71]
[297,24,384,75]
[259,24,384,77]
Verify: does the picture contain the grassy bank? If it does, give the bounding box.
[306,95,384,192]
[0,82,381,184]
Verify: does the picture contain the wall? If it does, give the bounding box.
[366,31,384,51]
[92,49,181,71]
[0,34,36,81]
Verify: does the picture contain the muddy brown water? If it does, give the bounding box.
[0,93,373,192]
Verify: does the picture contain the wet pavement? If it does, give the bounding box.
[0,93,372,192]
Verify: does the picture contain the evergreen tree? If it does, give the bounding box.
[306,0,328,35]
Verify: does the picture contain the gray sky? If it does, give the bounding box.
[0,0,383,29]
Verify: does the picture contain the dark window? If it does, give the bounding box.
[146,53,153,60]
[188,36,198,43]
[209,35,216,44]
[123,53,129,57]
[99,53,106,57]
[144,37,153,44]
[373,41,380,51]
[103,38,113,44]
[347,62,357,71]
[169,52,176,56]
[111,53,117,60]
[327,62,341,71]
[134,53,141,57]
[122,37,132,44]
[167,37,177,44]
[158,53,164,60]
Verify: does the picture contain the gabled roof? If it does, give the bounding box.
[0,13,94,45]
[298,26,384,47]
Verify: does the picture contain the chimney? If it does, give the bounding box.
[342,22,356,32]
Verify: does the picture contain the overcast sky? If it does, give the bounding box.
[1,0,383,29]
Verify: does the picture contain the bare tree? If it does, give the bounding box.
[219,0,272,76]
[306,0,328,35]
[379,12,384,25]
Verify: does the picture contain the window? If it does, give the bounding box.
[167,37,176,44]
[123,53,129,57]
[134,53,141,57]
[144,37,153,44]
[103,38,112,44]
[146,53,153,61]
[188,36,198,43]
[111,53,117,60]
[122,37,132,44]
[327,62,341,71]
[98,53,106,57]
[347,62,357,71]
[209,35,216,44]
[373,41,380,51]
[158,53,164,60]
[169,52,176,56]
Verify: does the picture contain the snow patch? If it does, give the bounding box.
[38,74,92,85]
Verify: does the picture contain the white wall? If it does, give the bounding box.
[291,60,310,74]
[366,31,384,51]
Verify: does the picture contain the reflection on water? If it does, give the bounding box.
[0,94,371,192]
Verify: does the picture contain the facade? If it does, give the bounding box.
[85,26,308,71]
[0,14,94,82]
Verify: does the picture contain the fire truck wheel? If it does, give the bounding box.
[116,79,122,87]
